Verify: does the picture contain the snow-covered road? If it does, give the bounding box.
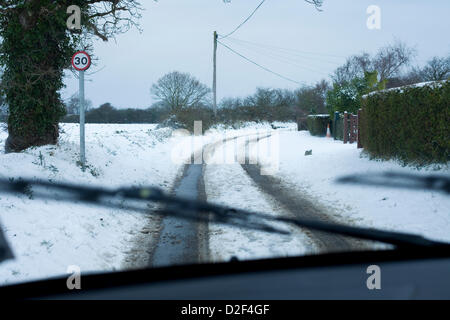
[205,129,450,262]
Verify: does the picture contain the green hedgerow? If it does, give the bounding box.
[361,81,450,166]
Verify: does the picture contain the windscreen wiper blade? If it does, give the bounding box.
[337,171,450,194]
[0,178,449,250]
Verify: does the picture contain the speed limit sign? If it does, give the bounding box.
[71,51,91,71]
[72,50,91,170]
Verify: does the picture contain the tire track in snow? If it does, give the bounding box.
[240,134,370,253]
[149,134,252,267]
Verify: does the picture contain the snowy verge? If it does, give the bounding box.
[0,121,299,285]
[274,131,450,242]
[0,124,181,285]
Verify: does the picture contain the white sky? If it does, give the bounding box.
[61,0,450,109]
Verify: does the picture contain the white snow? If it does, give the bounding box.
[204,134,312,263]
[307,114,330,118]
[0,121,448,286]
[363,80,448,98]
[273,131,450,242]
[0,121,295,285]
[0,123,181,285]
[204,129,449,262]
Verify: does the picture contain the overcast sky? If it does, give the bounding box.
[61,0,450,109]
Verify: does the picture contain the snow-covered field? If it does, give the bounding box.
[0,123,180,285]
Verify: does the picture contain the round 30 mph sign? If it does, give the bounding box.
[71,51,91,71]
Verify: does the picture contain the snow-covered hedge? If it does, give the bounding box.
[306,114,330,136]
[361,80,450,165]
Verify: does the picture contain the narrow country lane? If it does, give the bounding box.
[148,130,372,267]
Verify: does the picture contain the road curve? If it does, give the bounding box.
[240,134,371,253]
[148,130,370,267]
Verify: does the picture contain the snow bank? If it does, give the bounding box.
[0,123,181,285]
[362,80,448,98]
[275,131,450,242]
[0,121,297,285]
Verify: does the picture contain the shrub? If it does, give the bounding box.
[361,81,450,166]
[326,71,385,116]
[173,106,215,133]
[61,104,167,124]
[307,115,330,136]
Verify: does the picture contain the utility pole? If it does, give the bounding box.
[213,31,218,116]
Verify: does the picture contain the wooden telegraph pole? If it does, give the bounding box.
[213,31,218,116]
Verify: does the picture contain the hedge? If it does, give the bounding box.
[307,114,330,136]
[361,81,450,166]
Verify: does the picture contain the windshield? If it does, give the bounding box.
[0,0,449,287]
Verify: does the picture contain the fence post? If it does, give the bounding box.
[350,115,356,143]
[343,111,348,144]
[333,111,339,140]
[357,108,363,149]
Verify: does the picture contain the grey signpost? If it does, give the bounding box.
[71,51,91,170]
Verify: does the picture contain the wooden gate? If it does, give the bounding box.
[343,110,363,148]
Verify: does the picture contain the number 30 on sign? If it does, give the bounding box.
[71,51,91,71]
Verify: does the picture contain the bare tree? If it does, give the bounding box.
[332,53,372,84]
[373,40,416,81]
[385,66,424,89]
[219,97,243,109]
[295,80,330,115]
[151,71,211,112]
[65,93,93,115]
[224,0,324,10]
[314,79,331,100]
[332,41,415,85]
[421,56,450,81]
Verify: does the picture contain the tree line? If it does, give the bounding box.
[137,40,449,131]
[55,40,450,132]
[4,40,449,134]
[0,1,448,152]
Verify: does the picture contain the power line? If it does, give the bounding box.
[225,44,331,76]
[222,38,340,72]
[219,0,267,39]
[227,36,347,59]
[217,40,303,85]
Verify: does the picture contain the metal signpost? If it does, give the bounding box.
[71,51,91,170]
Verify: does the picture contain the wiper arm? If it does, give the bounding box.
[337,171,450,194]
[0,178,289,235]
[0,178,448,250]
